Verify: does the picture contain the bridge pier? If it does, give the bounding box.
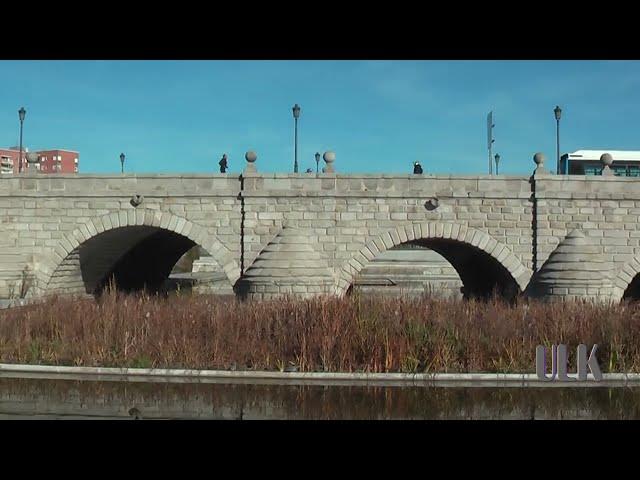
[525,229,617,303]
[235,225,336,301]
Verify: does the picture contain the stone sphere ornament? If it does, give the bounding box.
[600,153,613,167]
[533,152,546,166]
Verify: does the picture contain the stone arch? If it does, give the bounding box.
[335,222,532,297]
[611,257,640,302]
[37,209,240,294]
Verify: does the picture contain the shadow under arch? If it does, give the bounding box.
[40,210,240,296]
[336,222,532,300]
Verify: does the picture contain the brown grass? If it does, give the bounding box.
[2,289,640,373]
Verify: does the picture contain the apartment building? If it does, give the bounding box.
[0,147,79,174]
[37,149,79,174]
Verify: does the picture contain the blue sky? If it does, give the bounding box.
[1,60,639,175]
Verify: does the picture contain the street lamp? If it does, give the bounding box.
[494,153,501,175]
[315,152,320,173]
[18,107,26,174]
[554,105,562,174]
[292,103,301,173]
[120,153,125,173]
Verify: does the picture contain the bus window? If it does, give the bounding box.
[569,162,586,174]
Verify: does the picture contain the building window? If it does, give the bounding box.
[74,158,78,164]
[1,156,13,174]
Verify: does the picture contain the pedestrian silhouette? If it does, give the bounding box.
[219,154,228,173]
[413,161,423,174]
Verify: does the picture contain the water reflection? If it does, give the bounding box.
[0,378,639,419]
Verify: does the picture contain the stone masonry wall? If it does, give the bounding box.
[532,172,640,301]
[0,175,241,298]
[2,168,639,301]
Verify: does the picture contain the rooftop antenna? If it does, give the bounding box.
[487,111,495,175]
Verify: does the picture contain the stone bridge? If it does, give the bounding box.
[2,152,640,303]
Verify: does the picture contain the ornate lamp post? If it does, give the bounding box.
[292,104,301,173]
[494,153,501,175]
[120,153,125,173]
[554,105,562,174]
[18,107,26,174]
[315,152,320,173]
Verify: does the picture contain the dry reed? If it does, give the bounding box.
[2,289,640,373]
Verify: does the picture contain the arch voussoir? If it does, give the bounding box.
[613,257,640,301]
[92,217,105,234]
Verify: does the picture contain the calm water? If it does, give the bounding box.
[1,377,639,419]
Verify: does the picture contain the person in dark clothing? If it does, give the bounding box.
[413,161,423,174]
[219,154,228,173]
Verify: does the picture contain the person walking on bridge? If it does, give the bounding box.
[413,161,423,174]
[219,154,228,173]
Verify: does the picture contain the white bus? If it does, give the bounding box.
[560,150,640,176]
